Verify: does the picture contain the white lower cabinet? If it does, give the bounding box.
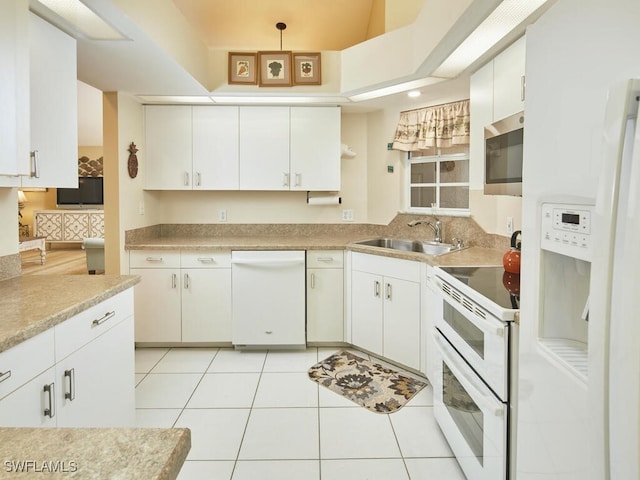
[350,253,423,370]
[307,250,344,343]
[130,250,232,343]
[0,289,135,427]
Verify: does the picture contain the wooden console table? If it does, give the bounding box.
[34,209,104,245]
[19,236,46,264]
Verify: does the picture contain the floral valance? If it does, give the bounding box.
[392,99,470,152]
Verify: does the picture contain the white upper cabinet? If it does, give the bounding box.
[239,106,290,190]
[145,105,192,190]
[192,106,240,190]
[24,12,78,188]
[290,107,341,191]
[0,0,29,184]
[145,105,342,191]
[492,36,526,121]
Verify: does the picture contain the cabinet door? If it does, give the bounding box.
[239,107,290,190]
[0,0,29,183]
[307,268,344,343]
[182,268,232,342]
[0,367,57,427]
[56,316,134,427]
[23,12,77,188]
[351,270,383,356]
[493,36,526,121]
[145,105,192,190]
[130,268,182,342]
[290,107,341,191]
[383,278,421,370]
[192,106,240,190]
[34,211,63,241]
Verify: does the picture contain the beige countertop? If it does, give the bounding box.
[0,427,190,479]
[0,275,140,354]
[125,235,505,267]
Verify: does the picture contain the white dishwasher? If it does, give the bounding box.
[231,250,306,347]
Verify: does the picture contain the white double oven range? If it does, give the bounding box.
[431,266,519,480]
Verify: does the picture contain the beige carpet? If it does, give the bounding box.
[308,350,427,413]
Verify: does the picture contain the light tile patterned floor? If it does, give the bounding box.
[135,347,466,480]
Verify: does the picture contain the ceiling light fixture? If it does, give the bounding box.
[36,0,128,40]
[432,0,548,78]
[276,22,287,50]
[348,77,444,102]
[408,91,421,98]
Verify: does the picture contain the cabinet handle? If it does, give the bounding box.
[0,370,11,384]
[295,172,301,186]
[265,330,273,334]
[64,368,75,401]
[386,283,392,300]
[316,257,335,263]
[197,257,215,263]
[43,383,55,418]
[195,172,201,186]
[310,272,316,289]
[521,75,526,102]
[145,257,163,263]
[171,273,177,289]
[92,311,116,327]
[374,280,381,297]
[30,150,40,178]
[283,173,289,186]
[184,171,190,186]
[184,273,190,289]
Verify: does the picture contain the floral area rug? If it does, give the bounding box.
[308,350,428,414]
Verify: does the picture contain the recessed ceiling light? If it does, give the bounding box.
[348,77,444,102]
[37,0,128,40]
[408,91,421,98]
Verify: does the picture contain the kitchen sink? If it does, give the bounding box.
[354,238,456,255]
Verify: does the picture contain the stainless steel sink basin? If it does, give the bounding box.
[354,238,455,255]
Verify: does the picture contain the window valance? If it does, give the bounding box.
[392,99,470,152]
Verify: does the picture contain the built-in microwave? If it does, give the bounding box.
[484,111,524,196]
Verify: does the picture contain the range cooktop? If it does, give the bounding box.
[438,266,520,311]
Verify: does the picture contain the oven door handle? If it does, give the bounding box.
[433,331,504,416]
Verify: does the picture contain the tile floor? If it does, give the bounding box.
[134,347,466,480]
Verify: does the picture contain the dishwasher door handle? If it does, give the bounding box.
[231,258,305,267]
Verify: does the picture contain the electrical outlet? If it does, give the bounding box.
[219,209,227,222]
[507,216,514,235]
[342,209,354,222]
[138,201,145,215]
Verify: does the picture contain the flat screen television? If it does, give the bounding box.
[56,176,104,208]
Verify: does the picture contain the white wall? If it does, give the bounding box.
[0,188,18,257]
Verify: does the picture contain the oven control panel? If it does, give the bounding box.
[540,202,593,261]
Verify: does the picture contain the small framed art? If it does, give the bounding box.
[228,52,257,85]
[293,52,321,85]
[258,51,292,87]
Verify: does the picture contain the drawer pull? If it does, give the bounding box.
[197,257,216,263]
[265,330,273,334]
[0,370,11,384]
[310,272,316,289]
[145,257,163,263]
[43,383,55,418]
[316,257,335,263]
[64,368,75,401]
[92,311,116,327]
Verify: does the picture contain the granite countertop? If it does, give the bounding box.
[126,234,505,267]
[0,427,190,479]
[0,275,140,354]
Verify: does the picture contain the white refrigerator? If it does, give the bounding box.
[516,1,640,479]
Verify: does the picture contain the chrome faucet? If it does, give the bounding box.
[408,218,442,243]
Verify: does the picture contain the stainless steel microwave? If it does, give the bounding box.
[484,111,524,196]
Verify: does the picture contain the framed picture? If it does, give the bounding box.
[293,52,321,85]
[228,52,257,85]
[258,51,292,87]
